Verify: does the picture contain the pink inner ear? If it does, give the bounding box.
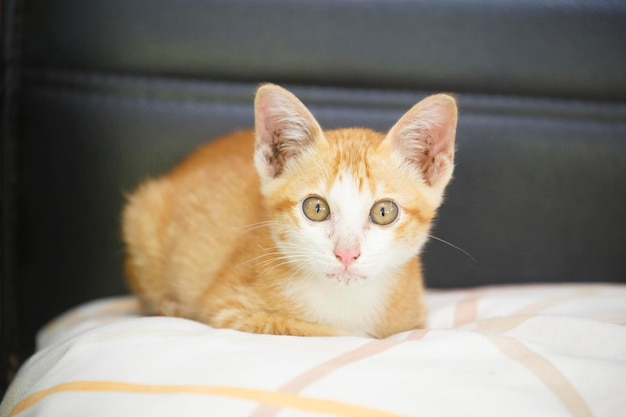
[254,84,323,179]
[391,95,457,187]
[414,128,455,187]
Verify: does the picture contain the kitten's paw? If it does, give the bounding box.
[157,299,193,318]
[209,309,342,337]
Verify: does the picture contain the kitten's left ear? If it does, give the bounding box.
[254,84,324,180]
[384,94,457,189]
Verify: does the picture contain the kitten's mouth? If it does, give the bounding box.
[326,272,367,285]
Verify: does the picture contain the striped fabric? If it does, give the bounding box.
[2,284,625,417]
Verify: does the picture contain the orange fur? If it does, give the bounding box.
[122,84,457,338]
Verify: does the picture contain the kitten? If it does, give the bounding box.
[122,84,457,338]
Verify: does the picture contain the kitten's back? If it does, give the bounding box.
[123,130,262,315]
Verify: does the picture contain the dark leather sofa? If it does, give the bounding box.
[2,0,625,393]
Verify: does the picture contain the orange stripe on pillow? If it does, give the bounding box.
[250,329,427,417]
[489,336,593,417]
[7,381,407,417]
[452,288,489,327]
[477,287,601,334]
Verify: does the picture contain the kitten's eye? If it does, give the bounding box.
[370,200,399,225]
[302,196,330,221]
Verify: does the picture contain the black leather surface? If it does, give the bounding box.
[23,0,626,99]
[3,0,626,365]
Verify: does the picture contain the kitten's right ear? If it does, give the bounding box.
[254,84,324,179]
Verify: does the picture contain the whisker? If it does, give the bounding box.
[264,258,311,276]
[245,248,311,268]
[255,255,309,269]
[232,221,279,237]
[428,234,476,262]
[244,250,285,262]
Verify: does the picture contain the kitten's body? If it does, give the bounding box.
[123,84,457,338]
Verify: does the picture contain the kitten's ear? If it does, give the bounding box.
[384,94,457,188]
[254,84,324,179]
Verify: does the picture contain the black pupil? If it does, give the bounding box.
[380,206,386,217]
[315,203,321,213]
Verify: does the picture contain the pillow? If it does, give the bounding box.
[2,284,625,417]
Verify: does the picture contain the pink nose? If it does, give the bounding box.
[335,247,360,269]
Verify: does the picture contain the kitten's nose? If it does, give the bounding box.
[335,247,360,269]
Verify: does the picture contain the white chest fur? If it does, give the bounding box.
[282,274,394,336]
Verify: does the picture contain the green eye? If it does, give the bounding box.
[370,200,399,225]
[302,196,330,221]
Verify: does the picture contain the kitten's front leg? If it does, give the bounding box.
[209,309,341,337]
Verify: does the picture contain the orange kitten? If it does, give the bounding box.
[122,84,457,338]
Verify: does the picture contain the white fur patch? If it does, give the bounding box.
[282,272,394,336]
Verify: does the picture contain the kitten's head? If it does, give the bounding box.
[254,84,457,284]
